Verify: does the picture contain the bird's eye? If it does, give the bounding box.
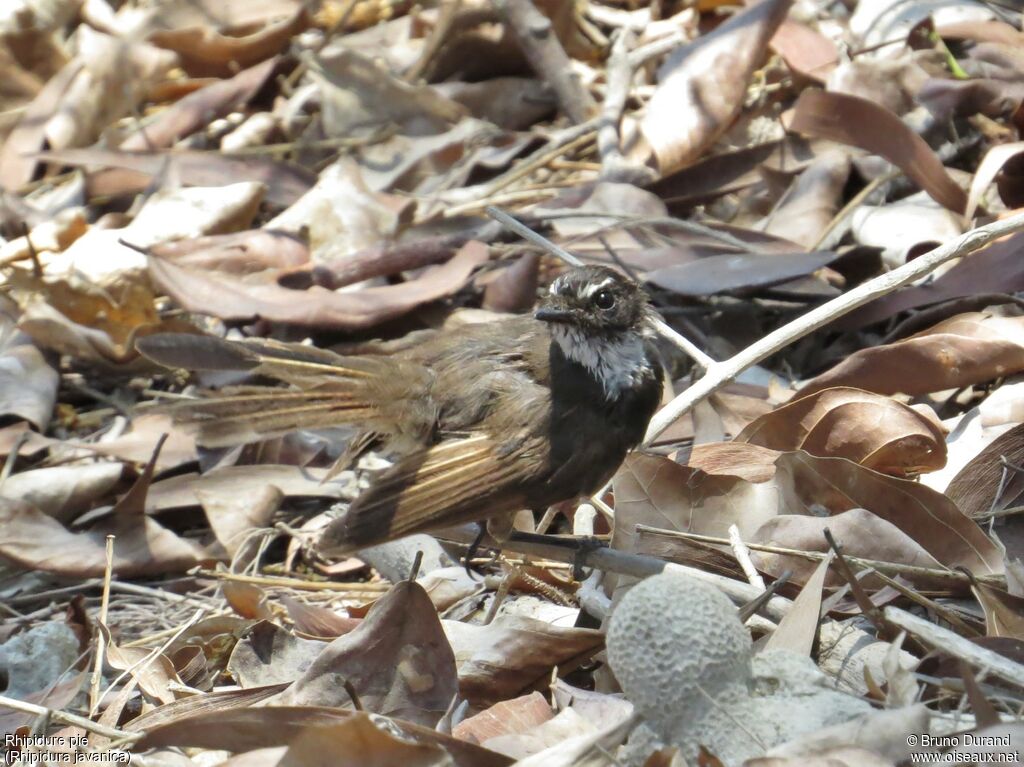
[593,289,616,310]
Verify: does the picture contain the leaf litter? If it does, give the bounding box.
[0,0,1023,765]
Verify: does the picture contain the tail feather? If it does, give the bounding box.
[163,388,377,447]
[138,333,404,446]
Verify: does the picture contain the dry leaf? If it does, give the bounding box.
[735,387,947,477]
[636,0,793,174]
[789,89,967,213]
[283,581,458,727]
[804,312,1024,396]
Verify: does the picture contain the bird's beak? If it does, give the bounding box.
[534,304,573,323]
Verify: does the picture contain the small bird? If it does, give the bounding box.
[136,265,663,556]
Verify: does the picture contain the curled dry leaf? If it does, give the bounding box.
[788,89,967,213]
[735,386,947,477]
[803,312,1024,397]
[966,141,1024,219]
[228,621,325,688]
[282,580,458,727]
[280,595,361,639]
[761,152,851,249]
[752,508,945,586]
[197,484,282,557]
[635,0,794,175]
[147,239,490,330]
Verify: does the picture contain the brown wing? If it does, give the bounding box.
[318,435,546,555]
[136,333,432,447]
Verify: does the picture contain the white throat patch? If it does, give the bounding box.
[550,325,650,399]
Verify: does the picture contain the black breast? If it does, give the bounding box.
[531,341,662,506]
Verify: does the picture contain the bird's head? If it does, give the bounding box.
[534,265,652,338]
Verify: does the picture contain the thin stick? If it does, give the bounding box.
[728,524,765,591]
[89,535,115,716]
[644,210,1024,443]
[495,0,597,124]
[196,570,389,592]
[486,206,715,368]
[884,606,1024,689]
[0,694,136,742]
[633,525,1001,586]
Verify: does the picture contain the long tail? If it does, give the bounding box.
[136,333,412,447]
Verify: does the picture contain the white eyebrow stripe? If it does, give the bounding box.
[581,276,614,298]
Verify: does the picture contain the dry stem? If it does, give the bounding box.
[645,210,1024,442]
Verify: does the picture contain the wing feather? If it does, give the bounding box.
[318,436,541,554]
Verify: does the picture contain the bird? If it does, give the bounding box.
[136,265,664,557]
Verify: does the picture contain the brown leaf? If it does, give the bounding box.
[281,595,361,639]
[227,621,325,688]
[11,269,199,367]
[834,231,1024,330]
[0,59,81,189]
[452,691,553,744]
[198,484,281,557]
[39,147,314,208]
[636,0,794,174]
[101,624,180,705]
[0,463,124,525]
[125,682,291,733]
[283,581,458,727]
[752,508,944,586]
[443,616,603,705]
[646,249,839,297]
[688,442,781,483]
[789,89,967,213]
[121,58,279,150]
[0,306,58,429]
[770,19,839,83]
[735,387,947,477]
[614,451,1003,586]
[146,465,350,513]
[0,496,210,577]
[946,422,1024,524]
[277,715,452,767]
[223,582,274,621]
[972,582,1024,640]
[149,8,308,77]
[803,312,1024,397]
[764,553,832,656]
[133,707,513,767]
[149,230,309,274]
[147,239,490,329]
